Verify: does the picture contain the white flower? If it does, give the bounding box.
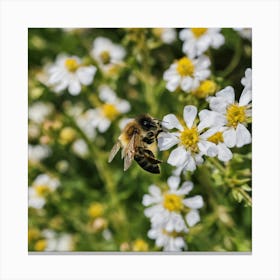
[179,28,225,58]
[199,127,232,162]
[91,37,126,71]
[28,174,60,209]
[234,28,252,40]
[158,105,218,172]
[29,102,54,124]
[143,176,203,232]
[153,28,177,44]
[72,139,89,158]
[148,224,187,252]
[29,144,51,163]
[76,109,97,140]
[42,230,74,251]
[163,55,211,92]
[91,86,130,133]
[201,85,252,148]
[47,54,97,95]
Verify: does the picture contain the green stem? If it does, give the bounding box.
[207,157,226,173]
[219,38,242,78]
[237,188,252,206]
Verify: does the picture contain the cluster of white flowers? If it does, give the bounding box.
[163,28,225,94]
[41,230,73,251]
[159,68,252,174]
[143,176,203,251]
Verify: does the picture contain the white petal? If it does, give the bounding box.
[166,76,180,92]
[178,181,193,195]
[198,140,217,157]
[183,155,197,172]
[216,86,235,104]
[148,184,162,198]
[198,110,226,131]
[194,55,211,71]
[239,88,252,106]
[98,119,111,133]
[116,100,131,113]
[167,176,180,190]
[68,80,81,95]
[167,146,188,166]
[223,128,237,148]
[183,195,204,209]
[158,132,180,151]
[76,66,96,85]
[181,76,193,92]
[99,86,117,103]
[217,143,233,162]
[183,105,197,128]
[236,124,251,147]
[186,209,200,227]
[211,33,225,48]
[162,114,183,130]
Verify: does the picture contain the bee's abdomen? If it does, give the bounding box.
[134,148,160,174]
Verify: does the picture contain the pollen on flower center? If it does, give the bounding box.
[101,103,120,120]
[180,127,199,152]
[191,28,208,38]
[64,58,79,72]
[100,51,111,64]
[163,193,183,212]
[226,104,246,128]
[207,131,224,144]
[35,185,51,197]
[176,57,194,77]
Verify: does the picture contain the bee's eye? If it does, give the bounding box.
[141,119,156,130]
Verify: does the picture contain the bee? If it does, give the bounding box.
[108,114,163,174]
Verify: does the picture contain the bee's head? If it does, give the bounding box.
[137,114,160,131]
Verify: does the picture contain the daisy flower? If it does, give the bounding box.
[91,86,130,133]
[76,109,97,140]
[163,55,211,92]
[72,139,89,158]
[152,28,177,44]
[91,37,126,72]
[143,176,204,232]
[148,224,187,251]
[200,84,252,148]
[158,105,218,172]
[28,102,54,124]
[28,144,51,164]
[234,28,252,40]
[47,54,97,95]
[179,28,225,59]
[28,174,59,209]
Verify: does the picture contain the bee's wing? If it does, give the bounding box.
[108,141,121,163]
[123,133,139,171]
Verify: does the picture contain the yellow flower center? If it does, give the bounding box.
[176,57,194,77]
[192,80,217,98]
[88,203,104,218]
[207,131,224,144]
[101,103,120,120]
[163,193,183,212]
[34,239,47,251]
[35,185,51,197]
[162,229,182,238]
[226,104,247,128]
[132,239,149,252]
[28,228,40,242]
[64,58,79,72]
[191,28,208,38]
[180,127,199,153]
[100,51,111,64]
